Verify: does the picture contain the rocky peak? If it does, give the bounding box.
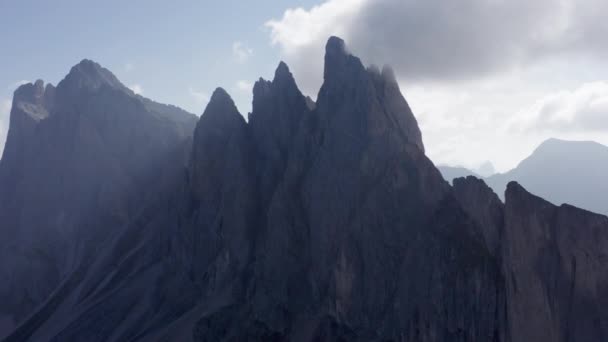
[12,80,55,119]
[452,176,504,256]
[13,80,44,104]
[322,36,366,88]
[273,61,294,86]
[57,59,125,94]
[191,88,248,198]
[249,62,310,206]
[197,87,243,128]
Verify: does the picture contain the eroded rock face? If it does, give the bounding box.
[453,176,504,256]
[502,182,608,342]
[4,37,608,342]
[0,60,197,338]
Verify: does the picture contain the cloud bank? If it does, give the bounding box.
[267,0,608,92]
[266,0,608,170]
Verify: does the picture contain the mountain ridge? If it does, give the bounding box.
[2,37,607,342]
[439,138,608,215]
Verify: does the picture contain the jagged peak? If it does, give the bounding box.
[58,59,125,92]
[323,36,364,83]
[12,79,55,121]
[505,181,554,209]
[200,87,241,121]
[208,87,234,106]
[326,36,347,58]
[251,61,307,120]
[13,79,46,103]
[274,61,291,81]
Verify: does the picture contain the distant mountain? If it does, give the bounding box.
[437,165,480,181]
[476,161,495,177]
[3,38,608,342]
[440,139,608,215]
[486,138,608,215]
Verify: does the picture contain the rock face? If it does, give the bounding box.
[0,60,197,338]
[2,37,608,342]
[502,182,608,342]
[453,176,504,256]
[452,177,608,342]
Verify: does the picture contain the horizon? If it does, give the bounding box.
[2,0,608,172]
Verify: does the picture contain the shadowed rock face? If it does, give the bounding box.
[452,177,608,342]
[502,182,608,342]
[3,37,608,342]
[0,60,197,339]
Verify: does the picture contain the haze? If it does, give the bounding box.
[2,0,608,172]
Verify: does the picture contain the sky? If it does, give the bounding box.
[1,0,608,172]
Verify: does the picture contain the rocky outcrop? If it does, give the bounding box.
[502,182,608,342]
[3,37,608,342]
[0,60,197,339]
[451,176,608,342]
[453,176,504,256]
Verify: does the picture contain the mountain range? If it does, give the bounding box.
[1,37,607,342]
[439,138,608,215]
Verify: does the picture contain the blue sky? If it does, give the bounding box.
[0,0,317,115]
[2,0,608,171]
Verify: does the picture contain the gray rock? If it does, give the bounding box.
[3,37,608,342]
[0,59,197,339]
[502,181,608,342]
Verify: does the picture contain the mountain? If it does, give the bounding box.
[440,139,608,215]
[486,138,608,215]
[475,161,496,177]
[437,165,480,182]
[453,176,608,342]
[0,60,197,339]
[2,37,608,342]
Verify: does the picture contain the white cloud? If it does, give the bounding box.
[235,80,253,93]
[129,84,143,95]
[267,0,608,94]
[0,99,12,156]
[510,81,608,133]
[232,41,253,63]
[124,63,134,72]
[188,87,209,103]
[265,0,608,171]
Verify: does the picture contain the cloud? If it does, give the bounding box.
[129,84,143,95]
[235,80,253,93]
[188,87,209,103]
[510,81,608,133]
[267,0,608,94]
[232,41,254,63]
[124,63,134,72]
[0,99,12,156]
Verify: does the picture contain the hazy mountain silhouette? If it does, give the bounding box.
[440,138,608,215]
[487,138,608,215]
[437,165,481,181]
[2,38,608,342]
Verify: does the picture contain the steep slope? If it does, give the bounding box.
[0,60,197,338]
[486,138,608,215]
[8,36,608,342]
[452,176,608,342]
[247,37,501,341]
[6,37,505,342]
[502,182,608,342]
